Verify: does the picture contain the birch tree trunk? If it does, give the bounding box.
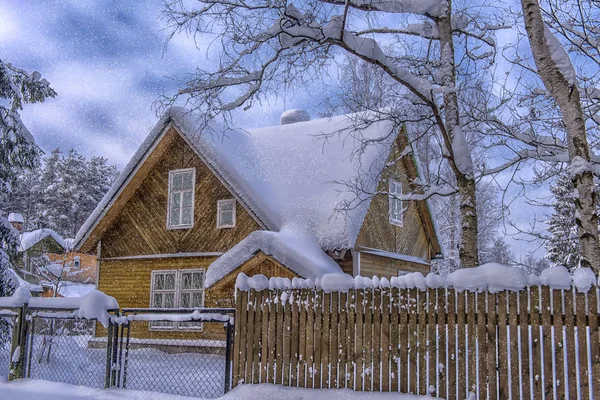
[521,0,600,272]
[437,9,479,268]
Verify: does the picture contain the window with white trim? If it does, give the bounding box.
[150,269,205,330]
[217,199,236,228]
[389,179,405,226]
[167,168,195,229]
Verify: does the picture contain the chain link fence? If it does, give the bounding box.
[0,309,19,380]
[119,308,234,398]
[25,309,117,388]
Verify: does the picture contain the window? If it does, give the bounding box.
[217,199,236,228]
[150,269,205,330]
[389,179,405,226]
[167,168,195,229]
[73,256,81,269]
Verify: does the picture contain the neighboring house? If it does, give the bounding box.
[75,107,443,341]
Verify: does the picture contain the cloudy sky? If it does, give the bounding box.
[0,0,312,167]
[0,0,549,258]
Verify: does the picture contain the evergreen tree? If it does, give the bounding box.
[546,172,581,270]
[481,237,514,265]
[0,59,55,342]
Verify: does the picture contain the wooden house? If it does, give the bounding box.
[75,108,443,340]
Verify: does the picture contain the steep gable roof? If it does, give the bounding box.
[76,107,401,252]
[20,229,66,253]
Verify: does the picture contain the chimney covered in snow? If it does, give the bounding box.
[280,109,310,125]
[8,213,24,232]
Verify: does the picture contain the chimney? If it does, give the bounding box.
[8,213,24,232]
[280,109,311,125]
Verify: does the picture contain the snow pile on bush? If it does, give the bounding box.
[236,264,600,294]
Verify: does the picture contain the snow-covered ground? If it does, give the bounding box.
[20,334,225,397]
[0,380,438,400]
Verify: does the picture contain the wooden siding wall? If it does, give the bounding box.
[100,134,260,258]
[234,286,600,399]
[359,252,429,278]
[355,138,431,263]
[97,257,224,340]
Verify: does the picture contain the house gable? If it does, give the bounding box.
[355,128,442,266]
[98,129,262,258]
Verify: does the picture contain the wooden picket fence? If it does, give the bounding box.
[233,285,600,399]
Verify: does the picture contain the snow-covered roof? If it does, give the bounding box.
[19,229,66,253]
[56,282,96,298]
[76,107,400,252]
[205,229,343,288]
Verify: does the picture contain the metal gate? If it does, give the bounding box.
[113,308,235,398]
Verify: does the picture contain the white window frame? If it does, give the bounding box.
[73,256,81,269]
[149,269,205,331]
[216,199,236,228]
[166,168,196,230]
[389,179,406,227]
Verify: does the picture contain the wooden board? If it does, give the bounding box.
[381,288,390,391]
[418,289,427,395]
[530,286,542,399]
[456,291,466,400]
[364,289,373,391]
[427,288,437,397]
[564,288,577,398]
[339,291,348,389]
[246,290,256,384]
[355,289,365,391]
[487,292,497,399]
[322,292,331,389]
[298,289,307,387]
[267,290,277,384]
[282,291,292,386]
[346,289,356,390]
[372,288,381,392]
[438,289,447,399]
[330,292,339,388]
[399,288,409,393]
[447,289,456,400]
[390,287,399,393]
[576,291,590,399]
[588,288,600,399]
[540,286,553,398]
[305,290,315,388]
[408,288,418,395]
[519,290,531,400]
[477,292,488,400]
[467,291,476,396]
[508,291,519,399]
[312,290,322,389]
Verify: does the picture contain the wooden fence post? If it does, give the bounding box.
[8,306,27,380]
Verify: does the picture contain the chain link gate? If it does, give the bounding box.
[112,308,235,398]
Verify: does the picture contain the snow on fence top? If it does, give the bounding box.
[118,310,233,325]
[235,264,600,294]
[28,290,118,327]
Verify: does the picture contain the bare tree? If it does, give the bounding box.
[520,0,600,272]
[161,0,510,267]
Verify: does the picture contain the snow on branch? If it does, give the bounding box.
[320,0,448,17]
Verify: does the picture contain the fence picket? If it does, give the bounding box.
[438,288,447,400]
[381,287,390,392]
[418,289,427,395]
[267,290,277,384]
[346,289,356,390]
[330,292,339,388]
[373,288,381,392]
[447,289,456,400]
[576,290,590,400]
[338,291,348,389]
[477,292,487,400]
[276,289,285,385]
[390,287,399,393]
[355,289,365,391]
[552,289,564,400]
[399,288,409,394]
[487,292,498,400]
[565,288,577,398]
[313,290,322,388]
[408,288,418,395]
[321,292,331,388]
[456,291,466,400]
[305,289,315,388]
[260,289,269,383]
[519,290,531,400]
[298,289,307,387]
[427,288,437,398]
[508,291,519,400]
[467,291,476,397]
[497,291,509,400]
[540,286,553,398]
[530,286,542,400]
[364,289,373,391]
[290,290,299,386]
[282,290,292,386]
[589,288,599,398]
[233,290,244,387]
